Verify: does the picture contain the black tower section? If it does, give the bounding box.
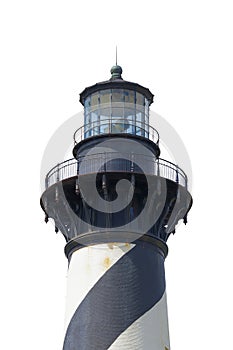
[40,65,192,259]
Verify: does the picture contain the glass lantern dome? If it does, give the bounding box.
[78,65,155,141]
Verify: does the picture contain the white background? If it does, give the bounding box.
[1,1,233,349]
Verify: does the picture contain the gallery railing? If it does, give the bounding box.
[73,118,160,144]
[45,153,188,189]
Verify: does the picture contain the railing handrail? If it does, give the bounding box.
[157,157,187,180]
[45,154,188,190]
[46,158,75,177]
[73,119,160,145]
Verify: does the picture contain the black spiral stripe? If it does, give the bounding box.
[63,241,166,350]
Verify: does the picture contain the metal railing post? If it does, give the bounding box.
[56,163,60,182]
[185,175,188,189]
[45,176,49,189]
[176,167,179,184]
[157,159,160,176]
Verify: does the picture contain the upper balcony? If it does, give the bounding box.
[73,118,159,144]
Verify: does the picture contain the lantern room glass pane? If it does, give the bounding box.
[99,90,111,134]
[145,98,149,124]
[90,92,99,108]
[124,90,135,103]
[100,89,111,105]
[100,118,110,134]
[136,112,144,137]
[99,106,111,119]
[124,90,135,122]
[136,92,145,114]
[136,92,145,106]
[111,90,124,133]
[112,89,124,102]
[84,96,91,108]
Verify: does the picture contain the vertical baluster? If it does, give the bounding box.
[131,152,134,173]
[56,163,60,183]
[104,153,107,172]
[77,158,80,175]
[176,167,179,184]
[45,176,49,189]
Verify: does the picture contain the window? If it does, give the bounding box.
[112,89,124,103]
[83,89,149,139]
[90,92,99,108]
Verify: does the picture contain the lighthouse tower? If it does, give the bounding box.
[40,64,192,350]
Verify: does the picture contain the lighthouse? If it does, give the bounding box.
[40,64,192,349]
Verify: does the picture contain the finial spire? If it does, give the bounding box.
[110,47,123,80]
[110,64,123,80]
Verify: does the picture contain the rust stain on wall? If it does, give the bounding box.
[103,257,111,269]
[107,243,114,249]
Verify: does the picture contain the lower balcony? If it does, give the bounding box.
[45,153,188,189]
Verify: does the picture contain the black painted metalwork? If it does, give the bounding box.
[79,78,154,106]
[40,64,192,255]
[73,118,159,145]
[44,156,187,190]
